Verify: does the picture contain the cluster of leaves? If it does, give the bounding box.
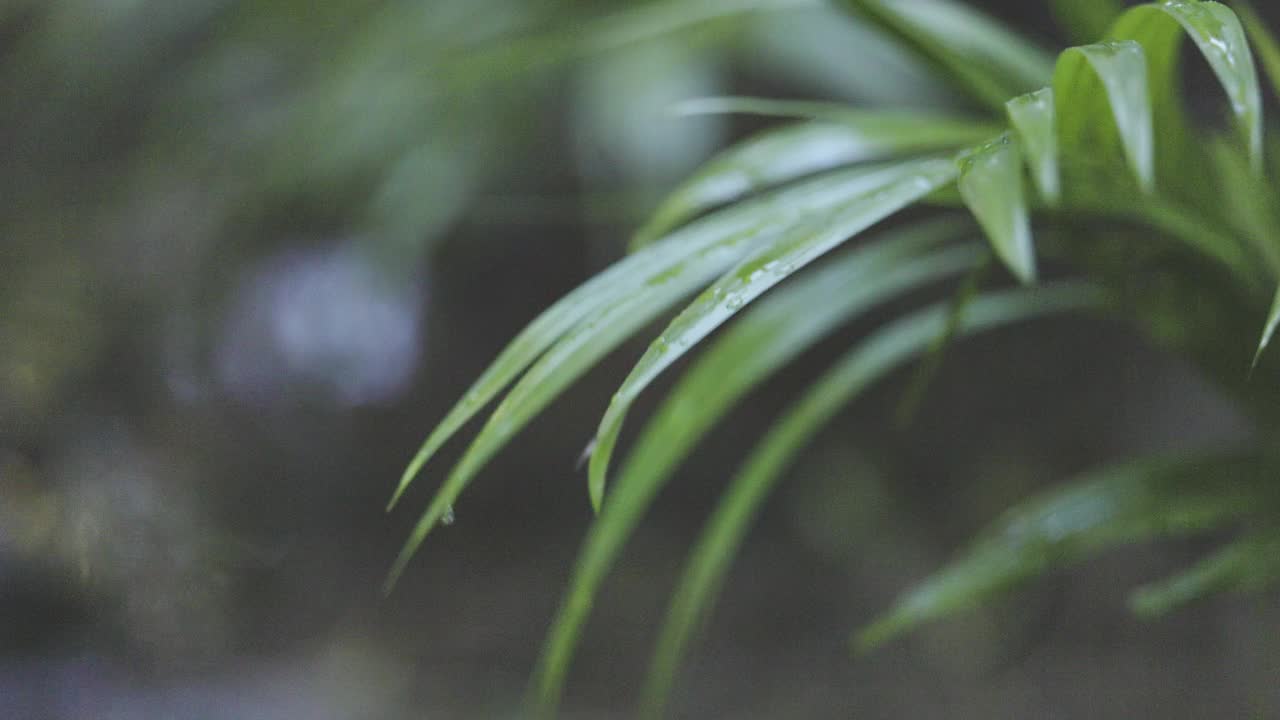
[387,1,1280,716]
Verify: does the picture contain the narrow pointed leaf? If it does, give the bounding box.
[640,281,1097,718]
[388,162,946,587]
[634,110,996,248]
[1130,530,1280,618]
[1251,285,1280,371]
[1054,40,1154,194]
[1005,88,1060,206]
[859,449,1277,651]
[958,136,1035,284]
[838,0,1053,111]
[589,157,961,510]
[528,227,993,718]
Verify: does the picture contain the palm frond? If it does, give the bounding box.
[639,281,1099,718]
[386,2,1280,716]
[859,449,1280,650]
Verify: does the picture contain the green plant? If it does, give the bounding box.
[387,1,1280,716]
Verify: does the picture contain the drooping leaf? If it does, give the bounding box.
[639,281,1098,718]
[1050,0,1124,46]
[633,104,997,248]
[957,136,1035,283]
[1129,530,1280,617]
[589,157,961,511]
[1109,1,1265,178]
[1054,40,1155,195]
[526,227,990,718]
[1235,0,1280,103]
[387,161,951,587]
[1005,87,1060,206]
[858,449,1278,651]
[838,0,1054,111]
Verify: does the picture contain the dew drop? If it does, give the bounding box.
[441,505,456,526]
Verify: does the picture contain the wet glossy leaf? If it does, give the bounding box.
[589,157,961,510]
[1005,88,1059,206]
[633,104,997,248]
[528,226,985,716]
[1110,1,1265,177]
[858,449,1277,650]
[958,136,1035,283]
[388,162,950,587]
[639,281,1097,717]
[1054,40,1154,195]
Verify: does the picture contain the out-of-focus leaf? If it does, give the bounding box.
[1235,0,1280,103]
[1054,40,1154,195]
[435,0,821,93]
[1005,88,1060,206]
[1130,530,1280,617]
[527,225,988,718]
[1051,0,1124,46]
[858,449,1278,651]
[958,136,1035,284]
[838,0,1054,111]
[634,106,997,247]
[588,157,961,510]
[387,161,954,587]
[638,281,1096,717]
[1110,1,1265,176]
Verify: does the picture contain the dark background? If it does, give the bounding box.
[2,1,1278,717]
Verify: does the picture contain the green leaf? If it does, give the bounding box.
[639,281,1097,718]
[858,449,1277,651]
[1251,285,1280,372]
[1130,530,1280,618]
[1235,0,1280,104]
[838,0,1054,111]
[1051,0,1124,45]
[387,161,949,588]
[633,105,998,248]
[527,229,996,718]
[1110,1,1265,177]
[1005,88,1060,206]
[1054,40,1155,195]
[958,136,1035,283]
[437,0,822,93]
[588,157,961,511]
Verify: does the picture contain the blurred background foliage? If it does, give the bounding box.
[1,1,1278,718]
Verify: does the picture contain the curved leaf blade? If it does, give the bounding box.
[387,162,947,587]
[1130,530,1280,618]
[859,449,1277,651]
[1054,40,1155,195]
[634,107,998,248]
[528,226,991,718]
[1005,87,1060,206]
[1147,1,1262,172]
[640,281,1098,718]
[838,0,1053,111]
[589,157,961,510]
[958,136,1035,284]
[1235,0,1280,103]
